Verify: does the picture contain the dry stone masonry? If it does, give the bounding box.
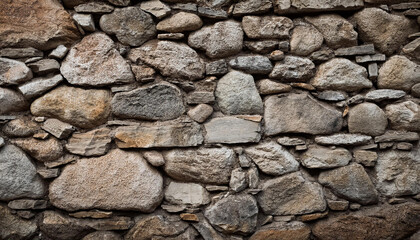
[0,0,419,239]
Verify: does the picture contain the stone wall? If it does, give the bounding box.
[0,0,420,239]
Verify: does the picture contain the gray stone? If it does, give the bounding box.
[206,60,228,75]
[188,104,213,123]
[165,181,210,206]
[386,101,420,131]
[334,44,375,56]
[244,40,279,54]
[129,40,205,80]
[310,48,335,62]
[75,2,114,13]
[82,231,123,240]
[242,15,293,39]
[0,204,37,240]
[319,163,379,204]
[73,13,95,32]
[204,116,261,144]
[49,149,163,212]
[12,137,64,162]
[365,89,406,102]
[315,133,372,145]
[413,83,420,98]
[269,56,315,81]
[0,47,43,58]
[142,151,165,167]
[250,221,311,240]
[354,150,378,167]
[377,55,420,91]
[140,0,171,19]
[315,91,347,101]
[367,64,379,79]
[274,0,364,14]
[258,171,326,215]
[187,91,215,104]
[27,58,60,75]
[0,87,27,114]
[42,118,75,139]
[403,38,420,60]
[277,137,305,146]
[163,147,236,184]
[0,57,32,85]
[157,33,184,40]
[230,168,248,192]
[170,3,198,12]
[301,145,352,169]
[107,0,130,6]
[215,71,263,115]
[290,25,323,56]
[245,141,299,176]
[125,215,189,240]
[37,168,60,179]
[8,199,47,210]
[18,74,63,99]
[0,145,45,200]
[256,79,292,95]
[355,54,386,63]
[264,93,343,135]
[157,12,202,33]
[233,0,272,16]
[375,131,419,143]
[112,83,185,121]
[197,6,228,19]
[2,117,39,137]
[205,194,258,234]
[228,55,273,74]
[66,128,112,157]
[188,20,243,58]
[348,103,388,136]
[48,45,69,59]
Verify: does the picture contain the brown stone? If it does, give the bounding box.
[69,210,113,219]
[0,204,37,240]
[66,128,112,157]
[12,138,63,162]
[125,215,189,240]
[250,221,311,240]
[180,213,199,222]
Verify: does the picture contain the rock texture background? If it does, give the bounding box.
[0,0,420,239]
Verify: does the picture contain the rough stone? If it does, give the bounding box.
[348,103,388,136]
[188,104,213,123]
[244,40,279,54]
[0,137,4,148]
[403,38,420,59]
[315,133,372,145]
[37,168,60,179]
[2,117,39,137]
[233,0,272,16]
[49,45,69,59]
[385,101,420,131]
[61,33,134,86]
[274,0,364,14]
[311,58,372,92]
[230,168,248,192]
[290,25,323,56]
[188,20,243,58]
[157,12,202,33]
[269,56,315,81]
[354,150,378,167]
[301,145,352,169]
[73,13,95,32]
[125,215,189,240]
[204,116,261,144]
[242,16,293,39]
[82,231,123,240]
[355,53,386,63]
[277,137,306,146]
[18,74,63,99]
[228,55,273,74]
[0,47,43,59]
[365,89,406,102]
[0,204,37,240]
[377,55,420,91]
[264,93,343,135]
[0,57,32,85]
[413,83,420,97]
[206,60,228,76]
[163,147,236,184]
[74,2,114,13]
[250,221,310,240]
[12,138,63,162]
[334,44,375,56]
[129,40,205,80]
[314,91,347,101]
[69,210,113,219]
[256,79,292,95]
[0,88,27,114]
[49,149,163,212]
[165,181,210,206]
[8,199,47,210]
[142,151,165,167]
[187,91,215,104]
[197,6,228,19]
[66,128,112,157]
[31,86,111,128]
[140,0,171,19]
[374,131,419,143]
[42,118,75,139]
[26,59,59,75]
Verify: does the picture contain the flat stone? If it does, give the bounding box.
[301,145,352,169]
[197,6,228,19]
[0,145,45,200]
[157,12,202,33]
[390,2,420,10]
[215,71,263,115]
[0,0,80,50]
[277,137,305,146]
[386,101,420,131]
[18,74,63,99]
[242,15,293,39]
[27,59,60,75]
[114,119,203,148]
[2,117,39,137]
[125,215,189,240]
[188,104,213,123]
[290,25,323,56]
[245,141,299,176]
[140,0,171,19]
[0,47,43,59]
[0,87,27,114]
[348,103,388,136]
[165,182,210,206]
[170,3,198,12]
[355,54,386,63]
[206,60,228,76]
[256,79,292,95]
[354,150,378,167]
[75,2,114,13]
[204,116,261,144]
[82,231,122,240]
[377,55,420,91]
[49,45,68,59]
[314,91,347,101]
[311,58,372,92]
[310,48,335,62]
[112,83,184,121]
[245,40,279,54]
[66,128,112,157]
[188,20,243,58]
[274,0,364,14]
[73,13,95,32]
[269,56,315,82]
[233,0,272,16]
[205,194,258,234]
[0,57,32,85]
[61,33,134,86]
[334,44,375,56]
[163,147,236,184]
[258,171,326,215]
[0,204,37,240]
[49,149,163,212]
[264,93,343,135]
[374,131,419,143]
[327,199,349,211]
[228,55,273,74]
[42,118,75,139]
[37,168,60,179]
[319,163,379,204]
[180,213,199,222]
[365,89,406,102]
[157,33,186,40]
[250,221,310,240]
[12,138,63,162]
[129,40,205,80]
[70,210,113,219]
[8,199,47,210]
[315,133,372,145]
[367,64,378,80]
[403,38,420,59]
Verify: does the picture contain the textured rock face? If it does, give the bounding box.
[300,145,352,169]
[348,103,388,136]
[0,87,27,114]
[125,215,189,240]
[264,93,343,135]
[30,86,111,128]
[157,12,202,32]
[269,56,315,81]
[377,55,420,91]
[273,0,364,14]
[385,101,420,131]
[0,204,38,240]
[18,74,63,99]
[250,222,311,240]
[0,57,32,85]
[0,0,80,50]
[204,116,261,144]
[66,128,112,157]
[49,149,163,212]
[12,138,63,162]
[165,182,210,206]
[242,16,293,39]
[290,25,323,56]
[228,55,273,74]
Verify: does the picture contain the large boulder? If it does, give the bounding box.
[348,103,388,136]
[377,55,420,92]
[385,101,420,132]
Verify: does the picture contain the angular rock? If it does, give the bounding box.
[2,117,39,137]
[125,215,188,240]
[334,44,375,56]
[230,168,248,192]
[49,149,163,212]
[315,133,372,145]
[82,231,122,240]
[353,8,418,55]
[256,79,292,95]
[0,57,32,85]
[274,0,364,14]
[377,55,420,91]
[375,131,419,143]
[277,137,306,146]
[74,2,114,13]
[264,93,343,135]
[365,89,406,102]
[242,16,293,39]
[228,55,273,74]
[385,101,420,131]
[0,0,80,50]
[197,6,228,19]
[60,33,134,86]
[140,0,171,19]
[31,86,111,128]
[348,103,388,136]
[0,47,43,59]
[250,221,311,240]
[8,199,47,210]
[129,40,205,80]
[244,40,279,54]
[188,20,243,58]
[319,163,379,204]
[215,71,263,115]
[157,32,185,40]
[187,104,213,123]
[192,213,225,240]
[42,118,75,139]
[204,116,261,144]
[66,128,112,157]
[0,204,37,240]
[142,151,165,167]
[49,45,68,59]
[269,56,315,81]
[187,91,215,104]
[157,12,202,33]
[354,150,378,167]
[244,141,299,176]
[315,91,347,101]
[311,58,372,92]
[73,13,95,32]
[0,88,27,114]
[258,171,326,215]
[403,38,420,59]
[37,168,60,179]
[163,147,236,184]
[165,182,210,206]
[12,138,63,162]
[205,194,258,234]
[27,58,59,75]
[206,60,228,76]
[18,74,63,99]
[301,145,352,169]
[355,53,386,63]
[290,25,323,56]
[233,0,272,16]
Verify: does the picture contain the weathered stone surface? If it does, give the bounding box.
[27,58,59,75]
[258,171,326,215]
[269,56,315,81]
[188,20,243,58]
[355,53,386,63]
[140,0,171,19]
[2,117,39,137]
[82,231,122,240]
[377,56,420,91]
[375,131,419,143]
[315,133,372,145]
[0,145,45,200]
[197,6,228,19]
[165,181,210,206]
[376,150,420,197]
[334,44,375,56]
[66,128,112,157]
[315,91,347,101]
[188,104,213,123]
[8,199,47,210]
[244,40,279,53]
[206,60,228,75]
[114,120,203,148]
[385,101,420,131]
[215,71,263,115]
[0,0,80,50]
[42,118,75,139]
[274,0,364,14]
[12,138,63,162]
[228,55,273,74]
[0,47,43,59]
[204,116,261,144]
[403,38,420,59]
[74,2,114,13]
[0,87,27,114]
[49,45,68,59]
[61,33,134,86]
[0,137,4,148]
[264,93,343,135]
[348,103,388,136]
[313,203,420,240]
[157,12,202,33]
[0,57,32,86]
[319,163,379,204]
[365,89,406,102]
[49,149,163,212]
[18,74,63,99]
[354,150,377,167]
[163,147,236,184]
[125,215,189,240]
[311,58,372,92]
[112,83,184,121]
[250,221,310,240]
[233,0,272,16]
[301,145,351,169]
[0,204,37,240]
[290,25,323,56]
[256,79,292,95]
[99,7,156,46]
[242,16,293,39]
[230,168,248,192]
[205,194,258,234]
[353,8,418,55]
[142,151,165,167]
[69,210,113,219]
[73,13,95,32]
[129,40,205,80]
[245,141,299,176]
[192,213,226,240]
[31,86,111,128]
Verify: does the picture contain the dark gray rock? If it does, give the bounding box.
[206,60,228,75]
[334,44,375,56]
[233,0,272,16]
[269,56,315,81]
[228,55,273,74]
